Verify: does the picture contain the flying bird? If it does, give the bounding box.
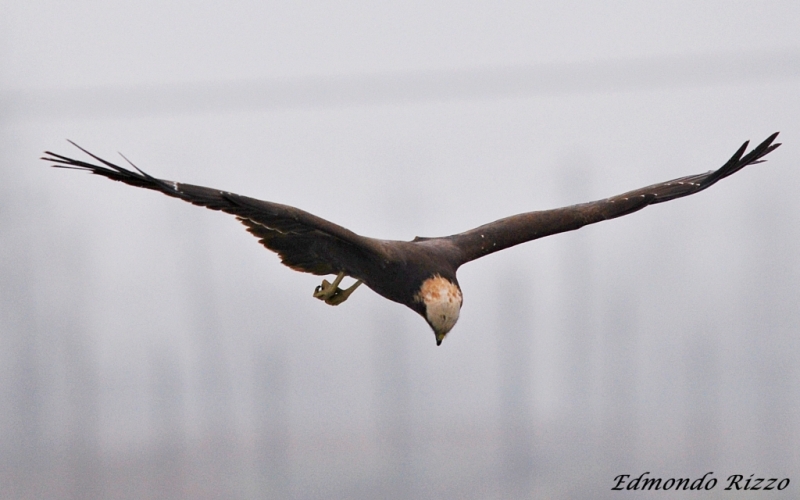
[43,133,780,345]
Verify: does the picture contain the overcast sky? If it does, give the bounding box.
[2,1,800,498]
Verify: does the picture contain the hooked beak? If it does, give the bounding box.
[435,331,446,346]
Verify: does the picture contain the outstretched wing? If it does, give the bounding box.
[42,143,385,277]
[447,133,781,266]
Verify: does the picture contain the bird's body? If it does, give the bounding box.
[43,133,781,345]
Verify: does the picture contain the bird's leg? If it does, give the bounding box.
[314,272,345,301]
[325,279,362,305]
[313,272,362,306]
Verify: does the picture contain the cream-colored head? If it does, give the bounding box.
[415,275,463,345]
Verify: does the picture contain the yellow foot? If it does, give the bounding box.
[313,272,362,306]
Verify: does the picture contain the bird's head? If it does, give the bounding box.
[415,275,463,346]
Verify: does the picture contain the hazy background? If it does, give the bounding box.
[2,1,799,498]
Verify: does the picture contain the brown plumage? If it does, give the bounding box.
[43,133,780,345]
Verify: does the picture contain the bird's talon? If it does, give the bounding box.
[313,273,362,306]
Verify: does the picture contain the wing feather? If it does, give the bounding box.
[42,143,384,277]
[447,133,781,265]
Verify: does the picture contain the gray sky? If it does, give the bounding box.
[2,1,799,498]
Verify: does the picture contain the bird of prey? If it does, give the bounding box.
[43,133,780,345]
